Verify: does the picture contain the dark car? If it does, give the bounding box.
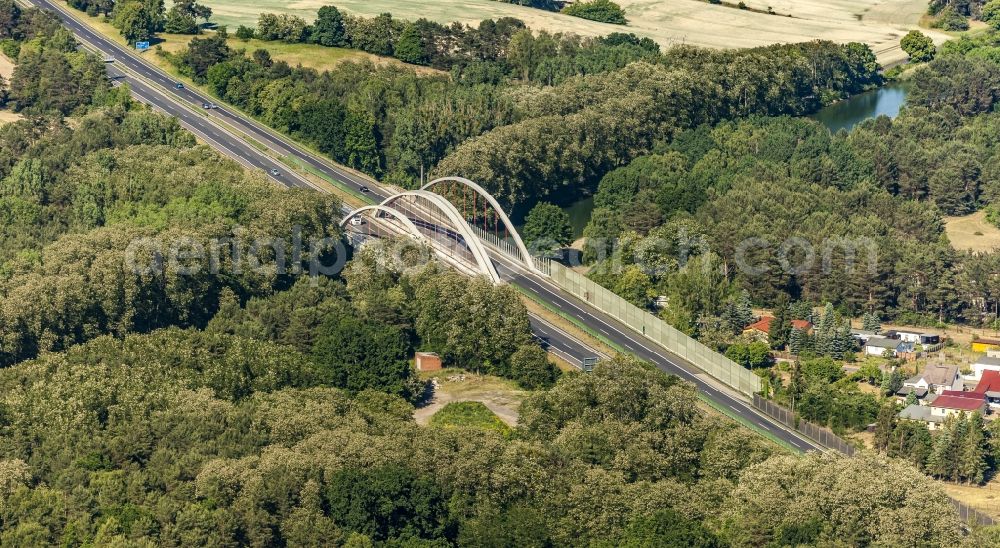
[202,103,211,109]
[270,169,280,176]
[359,185,370,193]
[175,82,184,89]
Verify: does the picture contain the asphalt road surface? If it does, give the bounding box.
[28,0,822,452]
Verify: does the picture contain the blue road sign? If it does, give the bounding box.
[135,41,150,51]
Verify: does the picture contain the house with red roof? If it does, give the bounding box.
[930,391,987,416]
[742,316,812,346]
[899,388,988,429]
[973,370,1000,409]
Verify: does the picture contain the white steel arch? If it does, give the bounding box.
[380,190,501,283]
[422,176,537,273]
[338,204,426,239]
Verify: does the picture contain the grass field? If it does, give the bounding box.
[944,210,1000,253]
[429,401,513,437]
[203,0,950,65]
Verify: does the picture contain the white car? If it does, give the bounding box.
[350,215,365,226]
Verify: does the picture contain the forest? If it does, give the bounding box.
[575,33,1000,333]
[2,3,1000,545]
[152,4,881,195]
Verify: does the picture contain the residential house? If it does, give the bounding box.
[903,363,960,395]
[863,336,913,358]
[971,356,1000,381]
[899,390,987,430]
[886,329,940,347]
[742,316,812,344]
[895,385,928,400]
[930,390,987,418]
[973,370,1000,409]
[972,337,1000,354]
[850,329,879,345]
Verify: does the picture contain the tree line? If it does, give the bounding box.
[66,0,213,41]
[237,5,654,73]
[0,338,979,545]
[876,402,1000,485]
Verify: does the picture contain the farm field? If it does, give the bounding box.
[203,0,949,65]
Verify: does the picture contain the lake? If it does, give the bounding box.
[810,82,909,133]
[554,83,909,235]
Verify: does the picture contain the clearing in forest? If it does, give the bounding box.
[945,210,1000,254]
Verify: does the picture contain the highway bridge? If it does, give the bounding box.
[23,0,822,453]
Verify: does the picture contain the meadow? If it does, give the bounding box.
[945,210,1000,253]
[203,0,949,65]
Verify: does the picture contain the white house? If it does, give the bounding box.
[889,330,941,346]
[864,337,912,357]
[903,363,960,395]
[972,356,1000,381]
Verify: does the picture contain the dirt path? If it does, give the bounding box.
[0,53,13,81]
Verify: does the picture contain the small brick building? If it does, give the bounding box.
[414,352,442,372]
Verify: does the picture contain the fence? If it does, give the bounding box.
[953,500,996,527]
[751,394,857,456]
[751,395,996,527]
[539,259,760,395]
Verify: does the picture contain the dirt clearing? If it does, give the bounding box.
[413,370,527,427]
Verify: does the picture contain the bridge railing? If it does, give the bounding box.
[539,258,760,396]
[468,225,526,266]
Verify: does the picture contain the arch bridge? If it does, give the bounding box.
[341,177,541,283]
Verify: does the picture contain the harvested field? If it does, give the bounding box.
[203,0,951,65]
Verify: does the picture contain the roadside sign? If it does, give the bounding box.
[583,357,599,373]
[135,41,150,51]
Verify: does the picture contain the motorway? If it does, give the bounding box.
[28,0,822,452]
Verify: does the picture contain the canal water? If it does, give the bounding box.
[557,83,909,234]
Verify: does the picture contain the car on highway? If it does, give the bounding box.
[359,185,370,193]
[174,82,184,89]
[270,169,280,176]
[350,215,365,226]
[202,103,211,109]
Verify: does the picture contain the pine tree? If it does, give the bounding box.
[788,360,804,410]
[862,311,881,333]
[960,413,988,484]
[927,417,956,480]
[722,289,754,333]
[905,391,917,406]
[873,401,897,452]
[789,327,805,355]
[769,295,793,351]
